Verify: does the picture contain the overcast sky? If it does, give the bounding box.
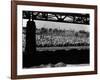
[23,19,90,32]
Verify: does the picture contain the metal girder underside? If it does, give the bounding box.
[23,11,90,25]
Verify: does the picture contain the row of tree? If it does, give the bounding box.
[36,27,89,37]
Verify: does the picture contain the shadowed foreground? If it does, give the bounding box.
[23,49,89,68]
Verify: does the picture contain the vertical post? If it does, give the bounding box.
[24,12,36,68]
[25,12,36,54]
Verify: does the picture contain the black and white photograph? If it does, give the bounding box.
[11,1,97,79]
[22,11,90,68]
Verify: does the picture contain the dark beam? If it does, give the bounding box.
[23,11,90,25]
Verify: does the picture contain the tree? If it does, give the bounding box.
[49,28,53,33]
[41,27,48,34]
[53,28,58,33]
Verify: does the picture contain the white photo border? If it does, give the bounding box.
[17,5,95,75]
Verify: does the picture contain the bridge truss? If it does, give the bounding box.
[23,11,90,25]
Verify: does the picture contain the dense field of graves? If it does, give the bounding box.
[23,27,89,52]
[36,29,89,46]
